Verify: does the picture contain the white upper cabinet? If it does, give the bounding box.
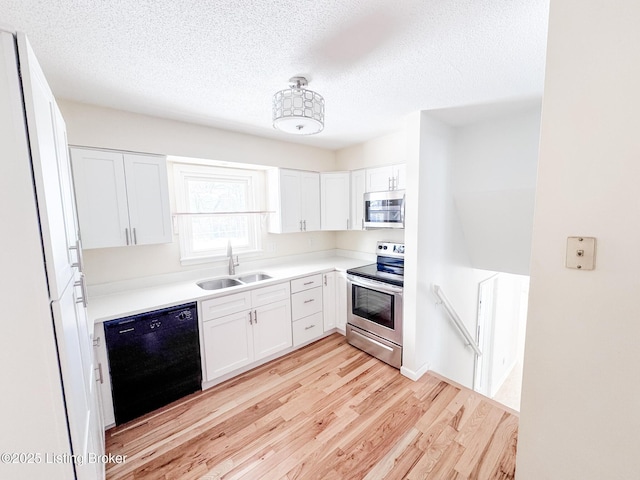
[19,38,79,299]
[320,172,350,231]
[350,169,366,230]
[70,147,171,249]
[365,164,406,192]
[267,168,320,233]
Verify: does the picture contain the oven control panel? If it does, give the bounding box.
[377,242,405,258]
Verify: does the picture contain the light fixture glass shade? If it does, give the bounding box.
[272,77,324,135]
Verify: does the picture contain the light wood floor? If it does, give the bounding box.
[105,334,518,480]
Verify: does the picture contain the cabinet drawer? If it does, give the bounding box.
[251,282,291,308]
[292,312,323,347]
[201,291,252,321]
[290,274,323,293]
[291,286,323,320]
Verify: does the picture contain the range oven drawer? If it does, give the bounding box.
[346,324,402,369]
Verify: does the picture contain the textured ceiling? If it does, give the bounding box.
[1,0,549,150]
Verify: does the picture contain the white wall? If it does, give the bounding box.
[58,100,338,285]
[452,107,540,275]
[517,0,640,478]
[402,112,479,386]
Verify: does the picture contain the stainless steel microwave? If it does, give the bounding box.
[363,190,405,229]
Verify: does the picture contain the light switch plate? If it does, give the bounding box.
[566,236,596,270]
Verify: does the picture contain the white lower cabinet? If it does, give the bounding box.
[252,299,293,360]
[202,309,255,379]
[291,274,324,347]
[93,323,116,428]
[201,282,292,382]
[336,271,348,333]
[322,272,337,331]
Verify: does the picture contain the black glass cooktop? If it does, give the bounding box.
[347,262,404,287]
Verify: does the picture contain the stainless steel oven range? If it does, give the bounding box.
[346,241,404,368]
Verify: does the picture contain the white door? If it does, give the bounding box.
[279,169,303,232]
[321,172,350,230]
[474,275,497,396]
[350,169,366,230]
[300,171,320,231]
[322,272,336,331]
[203,310,255,381]
[18,34,75,299]
[253,299,292,361]
[123,153,172,245]
[70,148,130,249]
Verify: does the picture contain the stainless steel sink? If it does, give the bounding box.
[237,273,272,283]
[197,278,243,290]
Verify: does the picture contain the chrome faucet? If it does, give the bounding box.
[226,240,239,275]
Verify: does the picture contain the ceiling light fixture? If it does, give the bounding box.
[272,76,324,135]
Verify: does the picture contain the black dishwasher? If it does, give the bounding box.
[104,302,201,425]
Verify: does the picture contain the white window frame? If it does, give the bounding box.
[173,163,263,264]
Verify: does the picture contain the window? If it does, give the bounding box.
[174,163,263,263]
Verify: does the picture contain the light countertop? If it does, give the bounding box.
[88,255,370,324]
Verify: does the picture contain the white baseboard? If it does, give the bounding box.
[401,362,430,381]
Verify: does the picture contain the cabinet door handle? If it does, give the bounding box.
[304,324,316,330]
[299,220,303,231]
[133,227,137,245]
[96,363,104,384]
[324,275,327,286]
[254,310,258,323]
[249,311,253,325]
[74,274,88,308]
[125,228,130,245]
[303,219,307,231]
[303,281,314,286]
[69,239,84,271]
[304,298,315,304]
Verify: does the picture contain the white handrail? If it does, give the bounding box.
[433,285,482,357]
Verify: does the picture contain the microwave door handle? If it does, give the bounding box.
[401,194,406,228]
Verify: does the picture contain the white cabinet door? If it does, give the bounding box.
[253,299,292,361]
[366,166,393,192]
[321,172,350,231]
[70,148,130,249]
[278,169,303,233]
[300,171,320,231]
[394,164,406,190]
[350,169,366,230]
[336,272,348,333]
[50,278,97,480]
[365,164,406,192]
[322,272,337,331]
[19,37,77,299]
[123,154,172,246]
[203,309,255,381]
[268,169,320,233]
[70,147,171,249]
[93,323,115,428]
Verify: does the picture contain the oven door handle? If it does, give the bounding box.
[347,275,403,294]
[350,329,394,353]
